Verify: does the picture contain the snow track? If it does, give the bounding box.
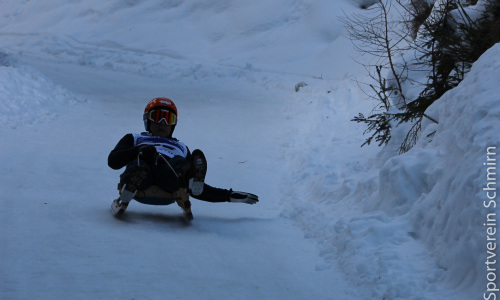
[0,59,362,299]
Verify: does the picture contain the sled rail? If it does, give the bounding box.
[117,184,193,220]
[134,185,181,205]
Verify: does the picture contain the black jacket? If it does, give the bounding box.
[108,133,231,203]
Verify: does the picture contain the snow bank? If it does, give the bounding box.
[0,52,74,129]
[367,43,500,295]
[283,44,500,299]
[282,79,444,298]
[406,43,500,294]
[0,0,358,79]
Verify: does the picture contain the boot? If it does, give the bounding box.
[189,149,207,196]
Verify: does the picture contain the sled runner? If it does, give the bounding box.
[111,184,193,221]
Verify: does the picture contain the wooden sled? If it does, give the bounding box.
[111,184,193,221]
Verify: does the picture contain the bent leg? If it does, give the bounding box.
[119,159,152,191]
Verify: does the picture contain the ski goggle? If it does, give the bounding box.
[145,109,177,125]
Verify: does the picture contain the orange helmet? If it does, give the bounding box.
[143,97,178,133]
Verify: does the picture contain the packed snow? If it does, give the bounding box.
[1,1,498,299]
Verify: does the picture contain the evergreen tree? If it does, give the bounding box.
[347,0,499,153]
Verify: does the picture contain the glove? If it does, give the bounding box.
[229,191,259,205]
[137,145,157,165]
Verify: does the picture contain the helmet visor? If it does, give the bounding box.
[146,109,177,125]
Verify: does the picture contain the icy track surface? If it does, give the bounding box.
[0,60,364,300]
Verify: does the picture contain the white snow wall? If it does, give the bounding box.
[367,43,500,293]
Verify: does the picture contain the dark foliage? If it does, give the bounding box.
[349,0,499,153]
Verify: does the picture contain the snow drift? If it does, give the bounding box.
[283,43,500,299]
[0,53,74,128]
